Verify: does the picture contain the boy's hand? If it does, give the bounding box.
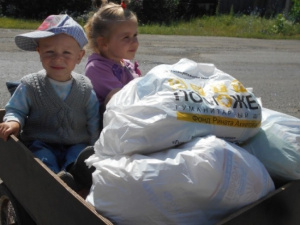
[0,121,20,141]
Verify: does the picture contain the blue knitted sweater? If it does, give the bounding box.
[20,71,93,145]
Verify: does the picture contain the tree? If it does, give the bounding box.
[1,0,92,19]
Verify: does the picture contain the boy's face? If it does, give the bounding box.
[37,34,85,81]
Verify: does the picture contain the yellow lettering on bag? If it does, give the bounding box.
[190,84,205,96]
[168,78,187,90]
[215,94,232,107]
[212,83,228,93]
[231,80,247,93]
[177,112,261,128]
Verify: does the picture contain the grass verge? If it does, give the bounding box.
[139,15,300,39]
[1,15,300,39]
[0,17,41,29]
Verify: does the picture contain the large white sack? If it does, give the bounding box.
[95,58,262,157]
[86,136,274,225]
[241,107,300,181]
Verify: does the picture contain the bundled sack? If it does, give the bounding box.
[86,135,275,225]
[95,58,262,157]
[241,107,300,181]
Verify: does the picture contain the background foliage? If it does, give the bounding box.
[290,0,300,23]
[0,0,91,19]
[0,0,299,27]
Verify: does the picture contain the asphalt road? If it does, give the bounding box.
[1,28,300,118]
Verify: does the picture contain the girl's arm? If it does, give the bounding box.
[104,88,121,105]
[86,60,126,104]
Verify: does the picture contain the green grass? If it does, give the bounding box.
[138,15,300,39]
[0,17,41,29]
[1,15,300,39]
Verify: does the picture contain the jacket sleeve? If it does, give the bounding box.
[4,83,31,129]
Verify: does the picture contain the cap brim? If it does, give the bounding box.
[15,31,55,51]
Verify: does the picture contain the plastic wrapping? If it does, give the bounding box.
[86,136,274,225]
[95,58,262,158]
[241,107,300,181]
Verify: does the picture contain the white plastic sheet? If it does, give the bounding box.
[241,107,300,181]
[86,136,274,225]
[95,58,262,158]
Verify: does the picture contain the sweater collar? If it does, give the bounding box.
[88,53,124,68]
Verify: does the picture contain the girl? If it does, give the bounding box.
[69,2,141,196]
[84,0,141,107]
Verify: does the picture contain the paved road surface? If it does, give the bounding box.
[0,28,300,118]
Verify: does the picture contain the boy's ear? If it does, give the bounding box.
[77,49,85,64]
[36,47,42,62]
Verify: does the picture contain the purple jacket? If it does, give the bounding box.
[85,53,141,104]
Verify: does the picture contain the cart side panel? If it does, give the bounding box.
[2,107,300,225]
[217,180,300,225]
[0,109,4,121]
[0,135,113,225]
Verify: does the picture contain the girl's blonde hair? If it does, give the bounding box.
[84,0,137,53]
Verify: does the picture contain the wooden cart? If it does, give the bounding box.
[1,109,300,225]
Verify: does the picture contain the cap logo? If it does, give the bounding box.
[37,15,64,31]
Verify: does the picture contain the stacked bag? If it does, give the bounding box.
[93,58,262,158]
[86,59,299,224]
[241,107,300,181]
[86,136,274,225]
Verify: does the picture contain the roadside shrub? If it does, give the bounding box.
[176,0,206,20]
[290,0,300,23]
[129,0,180,24]
[129,0,218,24]
[271,13,293,34]
[128,0,143,20]
[0,0,92,19]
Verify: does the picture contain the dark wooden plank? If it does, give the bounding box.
[2,135,300,225]
[217,180,300,225]
[0,109,4,121]
[0,135,113,225]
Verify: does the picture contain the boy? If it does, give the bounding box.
[0,14,100,191]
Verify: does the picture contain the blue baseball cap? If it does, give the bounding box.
[15,14,88,51]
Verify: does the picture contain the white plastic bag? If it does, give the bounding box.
[87,136,274,225]
[241,107,300,181]
[95,58,262,157]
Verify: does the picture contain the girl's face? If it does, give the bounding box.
[100,20,139,64]
[37,34,85,81]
